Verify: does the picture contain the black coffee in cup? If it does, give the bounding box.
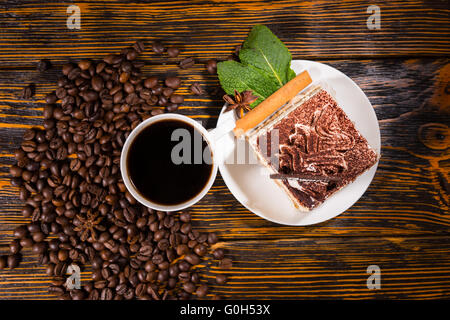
[126,119,213,205]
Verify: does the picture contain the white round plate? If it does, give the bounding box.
[215,60,381,226]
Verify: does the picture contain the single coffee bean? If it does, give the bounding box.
[13,225,28,239]
[182,281,196,293]
[165,77,181,89]
[167,47,180,58]
[205,59,217,74]
[219,257,233,269]
[7,254,21,269]
[196,284,208,298]
[208,232,218,244]
[193,244,207,257]
[37,59,52,72]
[215,274,228,284]
[20,84,35,99]
[212,248,225,260]
[144,76,158,89]
[190,82,204,95]
[179,57,195,69]
[152,41,165,54]
[45,92,57,104]
[179,211,191,223]
[20,238,33,248]
[184,253,200,266]
[32,242,47,255]
[78,59,92,71]
[170,94,184,104]
[48,285,65,295]
[0,256,7,270]
[9,239,21,254]
[133,40,145,53]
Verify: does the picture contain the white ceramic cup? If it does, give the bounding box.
[120,113,218,212]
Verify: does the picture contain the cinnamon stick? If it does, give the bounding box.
[233,70,312,138]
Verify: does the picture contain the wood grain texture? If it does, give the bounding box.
[0,0,449,300]
[1,236,449,299]
[0,58,447,241]
[0,0,449,67]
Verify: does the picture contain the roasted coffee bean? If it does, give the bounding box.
[190,82,204,95]
[20,84,35,99]
[205,59,217,74]
[143,76,158,89]
[133,40,145,53]
[196,284,208,298]
[212,248,225,260]
[179,57,195,69]
[20,238,33,248]
[208,233,219,244]
[170,94,184,104]
[167,47,180,58]
[7,254,21,269]
[13,225,28,239]
[193,244,207,257]
[182,281,196,293]
[215,274,228,284]
[37,59,52,72]
[78,59,92,71]
[0,256,7,270]
[184,253,200,266]
[219,258,233,269]
[179,211,191,223]
[9,239,21,254]
[32,242,48,255]
[48,285,65,295]
[165,76,181,89]
[152,41,165,54]
[100,287,113,300]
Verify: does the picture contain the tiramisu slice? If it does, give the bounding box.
[247,85,378,211]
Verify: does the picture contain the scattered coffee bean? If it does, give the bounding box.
[205,59,217,74]
[7,254,21,269]
[0,256,6,270]
[165,76,181,89]
[167,47,180,58]
[212,248,225,260]
[195,284,208,298]
[152,41,165,54]
[190,82,204,95]
[20,84,35,99]
[219,258,233,269]
[215,274,228,284]
[37,59,52,72]
[179,57,195,69]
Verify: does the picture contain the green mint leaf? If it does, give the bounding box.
[288,68,297,81]
[217,60,280,106]
[239,25,293,87]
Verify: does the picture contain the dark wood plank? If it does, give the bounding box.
[1,236,449,299]
[0,0,449,67]
[0,58,448,242]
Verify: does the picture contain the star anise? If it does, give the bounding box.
[223,90,258,114]
[74,210,105,242]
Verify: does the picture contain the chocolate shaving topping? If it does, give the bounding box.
[257,89,378,210]
[279,104,352,177]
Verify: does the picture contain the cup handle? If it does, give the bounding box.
[207,118,235,144]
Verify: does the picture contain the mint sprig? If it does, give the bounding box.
[217,25,296,109]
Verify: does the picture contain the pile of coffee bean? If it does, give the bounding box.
[1,41,231,300]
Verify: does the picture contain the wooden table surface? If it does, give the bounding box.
[0,0,449,299]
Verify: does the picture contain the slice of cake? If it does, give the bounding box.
[246,84,378,211]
